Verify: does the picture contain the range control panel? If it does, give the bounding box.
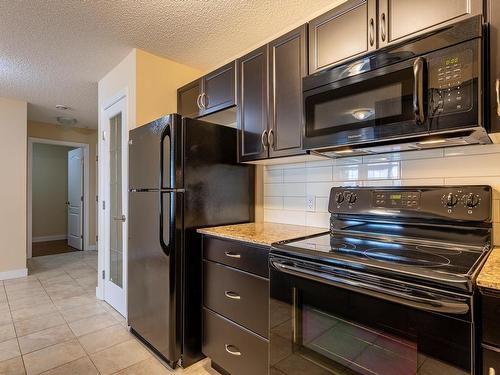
[329,186,492,222]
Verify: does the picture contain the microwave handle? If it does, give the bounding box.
[413,57,426,125]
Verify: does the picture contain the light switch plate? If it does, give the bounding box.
[307,195,315,211]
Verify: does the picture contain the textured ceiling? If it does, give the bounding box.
[0,0,341,129]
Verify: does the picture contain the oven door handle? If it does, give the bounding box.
[413,57,426,126]
[270,259,469,315]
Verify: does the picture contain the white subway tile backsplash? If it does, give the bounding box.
[283,168,307,183]
[306,212,330,228]
[283,197,306,211]
[283,183,306,197]
[264,169,283,183]
[262,145,500,229]
[365,162,400,180]
[264,183,283,197]
[264,196,283,210]
[306,166,333,182]
[316,197,330,213]
[264,209,306,226]
[306,182,333,197]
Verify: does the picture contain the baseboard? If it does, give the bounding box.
[86,245,97,251]
[0,268,28,281]
[32,234,67,243]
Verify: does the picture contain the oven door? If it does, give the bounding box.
[269,255,475,375]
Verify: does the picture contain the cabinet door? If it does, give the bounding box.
[488,0,500,133]
[269,25,307,158]
[483,345,500,375]
[237,45,269,162]
[201,61,236,116]
[379,0,483,47]
[308,0,376,74]
[177,79,202,118]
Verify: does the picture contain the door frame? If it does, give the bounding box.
[27,137,90,259]
[96,89,129,316]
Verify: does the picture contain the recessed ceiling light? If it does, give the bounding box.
[56,116,77,126]
[55,104,69,110]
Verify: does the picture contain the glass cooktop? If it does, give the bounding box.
[274,232,488,287]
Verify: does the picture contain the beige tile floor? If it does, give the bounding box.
[0,251,219,375]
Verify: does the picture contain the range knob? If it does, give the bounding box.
[464,193,480,208]
[445,192,458,208]
[335,192,345,204]
[348,193,357,204]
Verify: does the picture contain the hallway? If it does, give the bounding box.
[0,251,217,374]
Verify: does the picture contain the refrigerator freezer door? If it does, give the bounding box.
[128,190,180,364]
[129,115,175,191]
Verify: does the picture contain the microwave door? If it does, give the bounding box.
[303,57,429,151]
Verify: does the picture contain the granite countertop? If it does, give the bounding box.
[197,222,328,247]
[477,247,500,290]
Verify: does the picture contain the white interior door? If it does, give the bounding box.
[101,97,128,317]
[67,148,83,250]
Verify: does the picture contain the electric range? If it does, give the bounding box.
[269,186,492,375]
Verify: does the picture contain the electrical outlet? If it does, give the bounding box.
[307,195,315,211]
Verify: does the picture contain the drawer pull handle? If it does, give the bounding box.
[225,344,241,356]
[224,251,241,259]
[224,291,241,300]
[490,367,496,375]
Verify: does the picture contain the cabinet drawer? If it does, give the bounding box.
[203,260,269,338]
[482,289,500,347]
[203,308,268,375]
[483,345,500,375]
[203,236,269,278]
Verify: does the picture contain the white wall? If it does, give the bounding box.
[32,143,75,241]
[0,97,27,278]
[263,144,500,245]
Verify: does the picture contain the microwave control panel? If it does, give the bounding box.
[428,48,473,117]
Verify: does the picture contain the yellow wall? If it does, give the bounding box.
[0,97,27,276]
[136,49,202,127]
[32,144,75,239]
[28,121,98,247]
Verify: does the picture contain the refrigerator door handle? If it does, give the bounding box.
[160,191,172,256]
[161,122,173,190]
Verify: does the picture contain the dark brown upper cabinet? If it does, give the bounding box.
[308,0,376,74]
[487,0,500,133]
[378,0,483,48]
[237,45,269,162]
[178,80,202,118]
[268,25,307,158]
[177,61,236,118]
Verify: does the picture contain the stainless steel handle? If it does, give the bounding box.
[496,78,500,117]
[224,291,241,300]
[380,13,386,42]
[225,344,241,356]
[224,251,241,259]
[369,18,375,46]
[112,215,126,222]
[261,130,268,150]
[201,93,208,109]
[196,94,202,110]
[268,129,274,149]
[270,259,469,315]
[413,57,426,125]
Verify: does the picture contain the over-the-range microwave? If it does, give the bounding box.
[302,15,492,157]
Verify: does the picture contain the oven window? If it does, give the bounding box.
[305,68,414,138]
[270,271,472,375]
[301,305,417,375]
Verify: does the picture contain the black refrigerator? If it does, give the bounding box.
[127,114,254,368]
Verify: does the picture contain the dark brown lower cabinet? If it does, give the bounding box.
[201,235,270,375]
[481,288,500,374]
[203,308,268,375]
